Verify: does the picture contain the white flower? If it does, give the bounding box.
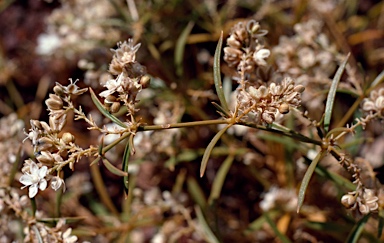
[253,48,270,66]
[99,72,124,98]
[36,33,61,55]
[20,161,48,198]
[62,228,78,243]
[51,176,66,192]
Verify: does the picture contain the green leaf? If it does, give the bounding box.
[208,155,234,205]
[89,88,126,128]
[264,212,292,243]
[90,157,100,166]
[245,210,280,234]
[211,102,230,118]
[102,157,128,177]
[175,21,194,77]
[200,124,232,177]
[297,151,325,213]
[368,69,384,91]
[346,213,370,243]
[187,176,207,209]
[213,32,230,114]
[195,206,220,243]
[122,135,132,192]
[324,53,350,133]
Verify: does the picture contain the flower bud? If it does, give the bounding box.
[279,103,290,114]
[61,132,75,144]
[45,94,63,111]
[341,194,356,209]
[110,102,121,113]
[36,151,55,166]
[53,85,64,96]
[140,75,151,89]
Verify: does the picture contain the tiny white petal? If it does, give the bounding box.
[20,175,34,187]
[29,184,38,198]
[39,179,47,191]
[38,166,48,178]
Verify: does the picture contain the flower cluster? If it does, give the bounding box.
[362,88,384,117]
[0,113,24,185]
[100,39,150,115]
[36,0,120,56]
[224,20,270,73]
[272,19,342,113]
[341,188,379,215]
[223,20,304,125]
[237,77,305,124]
[21,80,88,198]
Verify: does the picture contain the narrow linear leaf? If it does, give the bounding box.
[200,124,232,177]
[264,212,292,243]
[208,154,234,205]
[195,206,220,243]
[245,210,280,234]
[122,135,132,192]
[346,213,370,243]
[32,225,43,243]
[211,102,230,118]
[297,151,325,213]
[213,31,230,114]
[187,177,207,209]
[175,21,194,77]
[102,158,128,177]
[90,157,100,167]
[90,162,119,216]
[98,136,104,155]
[89,88,126,128]
[37,217,85,224]
[324,53,350,133]
[368,69,384,91]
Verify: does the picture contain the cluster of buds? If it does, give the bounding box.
[100,39,150,115]
[237,77,305,124]
[341,188,379,215]
[223,20,270,73]
[362,87,384,117]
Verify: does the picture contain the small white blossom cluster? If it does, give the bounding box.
[362,88,384,117]
[100,39,151,115]
[224,20,270,73]
[260,186,297,212]
[341,188,379,215]
[21,80,88,198]
[36,0,120,56]
[127,187,207,242]
[0,113,24,185]
[272,19,341,113]
[223,20,304,125]
[237,77,305,124]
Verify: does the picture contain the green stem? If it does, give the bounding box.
[139,119,231,131]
